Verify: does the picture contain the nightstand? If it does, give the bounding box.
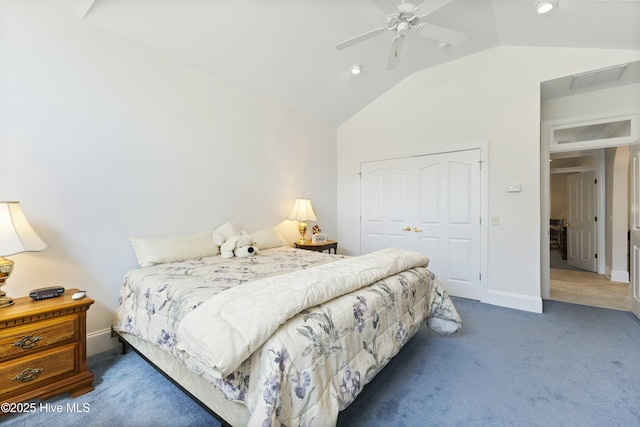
[295,240,338,254]
[0,289,94,411]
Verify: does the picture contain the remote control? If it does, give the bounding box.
[72,290,86,300]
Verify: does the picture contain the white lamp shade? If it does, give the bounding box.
[287,198,317,222]
[0,202,47,256]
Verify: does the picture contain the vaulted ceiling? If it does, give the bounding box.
[43,0,640,125]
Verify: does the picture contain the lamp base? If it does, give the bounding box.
[297,221,308,245]
[0,256,15,308]
[0,295,14,307]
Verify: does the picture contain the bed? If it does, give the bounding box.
[112,228,462,427]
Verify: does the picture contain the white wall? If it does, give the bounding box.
[0,2,337,354]
[337,46,640,312]
[605,147,630,282]
[550,174,567,221]
[542,83,640,122]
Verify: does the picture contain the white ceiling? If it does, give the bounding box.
[43,0,640,125]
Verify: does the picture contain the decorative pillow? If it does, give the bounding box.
[130,230,220,267]
[250,228,289,250]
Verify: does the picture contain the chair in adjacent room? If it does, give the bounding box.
[550,218,564,249]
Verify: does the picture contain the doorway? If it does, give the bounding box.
[539,61,640,313]
[548,149,631,311]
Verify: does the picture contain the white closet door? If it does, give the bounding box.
[360,149,481,300]
[360,157,415,253]
[415,150,481,299]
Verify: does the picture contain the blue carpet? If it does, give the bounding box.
[1,346,218,427]
[3,298,639,426]
[339,298,640,426]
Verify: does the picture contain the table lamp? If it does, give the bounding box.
[0,202,47,307]
[288,198,316,244]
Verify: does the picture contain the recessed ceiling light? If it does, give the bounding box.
[535,1,556,14]
[350,63,362,76]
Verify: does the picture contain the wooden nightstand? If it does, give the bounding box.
[0,289,94,411]
[295,240,338,254]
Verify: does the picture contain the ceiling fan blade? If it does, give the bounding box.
[335,26,388,50]
[371,0,400,16]
[416,23,467,46]
[386,34,405,70]
[417,0,455,16]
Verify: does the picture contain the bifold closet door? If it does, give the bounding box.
[360,149,481,300]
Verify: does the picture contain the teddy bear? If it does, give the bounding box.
[213,221,259,259]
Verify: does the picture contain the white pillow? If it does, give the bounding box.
[130,230,220,267]
[250,228,289,250]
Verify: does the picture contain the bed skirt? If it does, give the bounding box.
[111,329,249,427]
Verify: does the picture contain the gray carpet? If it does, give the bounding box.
[3,298,639,426]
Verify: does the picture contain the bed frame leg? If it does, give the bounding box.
[110,328,129,355]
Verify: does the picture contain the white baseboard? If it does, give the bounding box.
[483,290,543,313]
[87,328,121,357]
[608,269,629,283]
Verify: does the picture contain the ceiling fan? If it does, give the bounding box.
[335,0,467,70]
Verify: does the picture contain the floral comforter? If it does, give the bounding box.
[113,247,462,427]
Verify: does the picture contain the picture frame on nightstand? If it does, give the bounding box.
[312,233,327,243]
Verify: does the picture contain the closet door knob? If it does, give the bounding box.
[402,226,411,231]
[413,227,422,232]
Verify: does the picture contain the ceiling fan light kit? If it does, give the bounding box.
[535,1,557,14]
[335,0,467,70]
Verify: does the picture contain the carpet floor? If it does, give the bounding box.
[3,298,639,427]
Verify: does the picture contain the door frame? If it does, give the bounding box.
[357,140,489,303]
[541,111,638,300]
[629,144,640,320]
[542,147,609,300]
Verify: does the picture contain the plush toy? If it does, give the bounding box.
[220,231,259,259]
[212,221,242,247]
[234,244,258,258]
[213,221,259,259]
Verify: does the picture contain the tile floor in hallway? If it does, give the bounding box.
[549,249,630,311]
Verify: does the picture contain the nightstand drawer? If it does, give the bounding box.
[0,343,76,397]
[0,316,77,361]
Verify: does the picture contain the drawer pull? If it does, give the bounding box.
[12,368,44,382]
[12,335,43,350]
